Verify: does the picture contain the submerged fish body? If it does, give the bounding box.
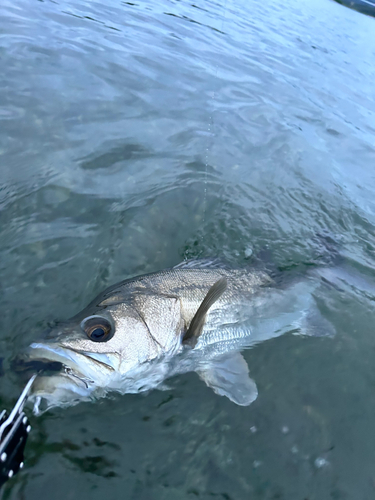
[26,259,334,413]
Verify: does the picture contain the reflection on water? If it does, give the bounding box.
[1,0,375,498]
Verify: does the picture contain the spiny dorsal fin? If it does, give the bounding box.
[183,277,227,347]
[173,257,231,270]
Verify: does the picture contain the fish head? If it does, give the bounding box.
[25,293,182,413]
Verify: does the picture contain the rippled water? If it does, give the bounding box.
[1,0,375,498]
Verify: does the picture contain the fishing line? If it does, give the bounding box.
[201,0,228,247]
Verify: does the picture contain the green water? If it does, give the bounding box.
[1,0,375,498]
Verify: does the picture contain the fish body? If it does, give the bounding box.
[26,259,333,413]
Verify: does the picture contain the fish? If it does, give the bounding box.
[24,258,335,414]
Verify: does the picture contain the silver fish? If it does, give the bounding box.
[25,258,334,414]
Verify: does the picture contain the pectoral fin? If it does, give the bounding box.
[183,277,227,347]
[197,352,258,406]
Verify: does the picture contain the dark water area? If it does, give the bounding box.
[334,0,375,18]
[1,0,375,498]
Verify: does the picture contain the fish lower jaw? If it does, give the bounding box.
[29,372,98,415]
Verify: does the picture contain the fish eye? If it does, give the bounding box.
[80,316,113,342]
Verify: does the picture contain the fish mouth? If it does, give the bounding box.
[24,342,119,386]
[13,343,120,415]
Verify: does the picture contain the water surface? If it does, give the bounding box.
[1,0,375,498]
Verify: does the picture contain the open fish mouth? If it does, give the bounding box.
[16,343,121,414]
[27,343,118,375]
[14,357,64,376]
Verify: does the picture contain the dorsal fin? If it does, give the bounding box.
[173,257,231,270]
[183,277,227,347]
